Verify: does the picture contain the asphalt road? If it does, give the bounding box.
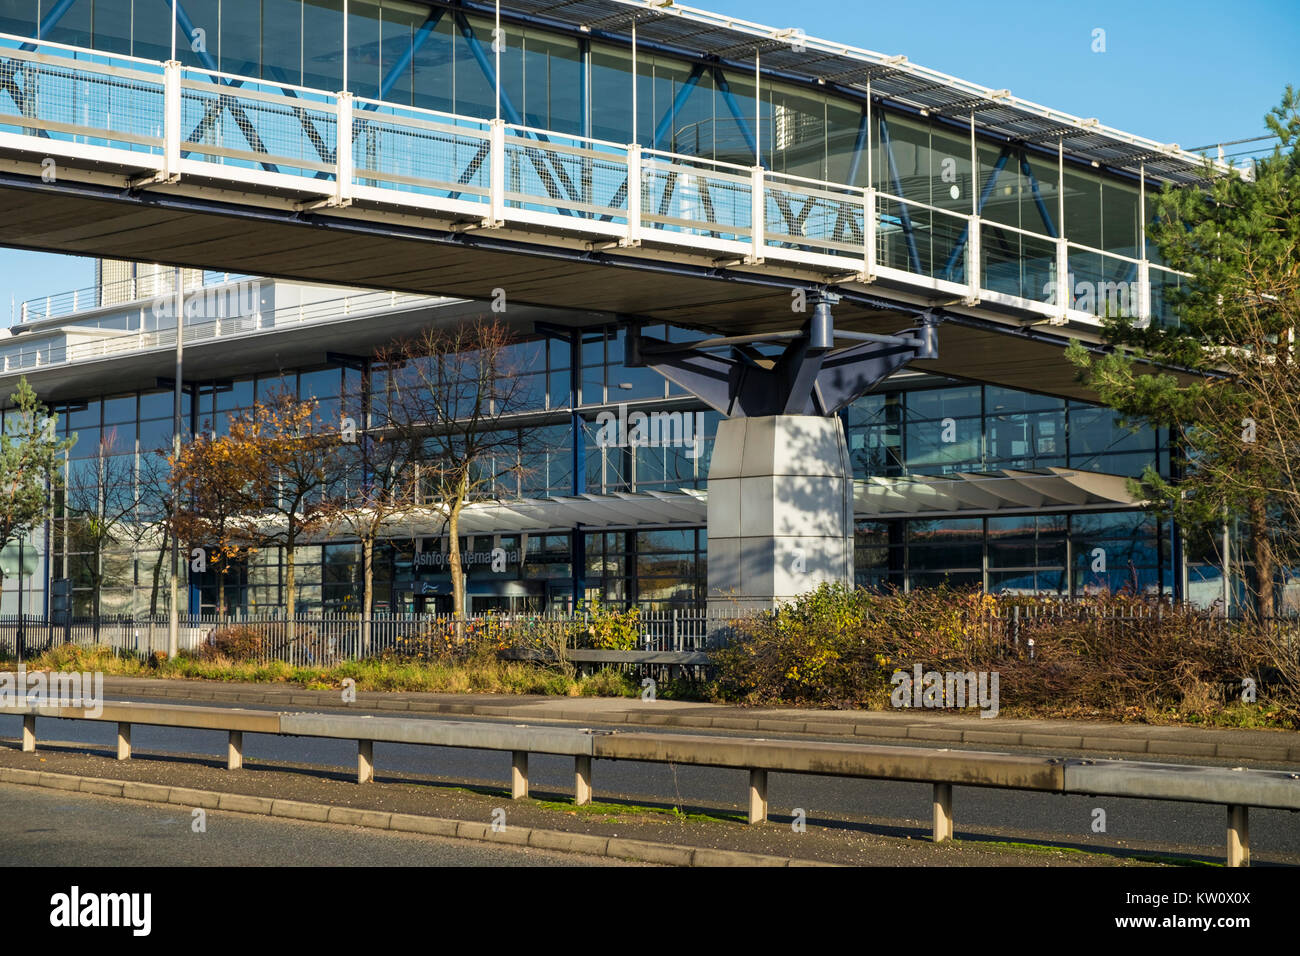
[2,703,1298,863]
[0,782,626,866]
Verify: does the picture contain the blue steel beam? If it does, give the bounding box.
[711,67,757,159]
[452,11,580,213]
[5,0,81,136]
[831,108,870,243]
[716,65,819,239]
[941,144,1011,280]
[652,65,704,150]
[376,7,446,104]
[1019,152,1057,238]
[166,0,280,174]
[878,114,922,275]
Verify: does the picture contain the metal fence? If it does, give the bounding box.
[0,608,760,668]
[2,605,1294,670]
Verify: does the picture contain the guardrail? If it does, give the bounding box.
[0,30,1193,332]
[4,699,1296,866]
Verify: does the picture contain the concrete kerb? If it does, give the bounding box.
[0,768,831,867]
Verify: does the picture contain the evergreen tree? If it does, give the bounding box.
[1068,88,1300,617]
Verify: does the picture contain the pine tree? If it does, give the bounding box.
[1068,87,1300,618]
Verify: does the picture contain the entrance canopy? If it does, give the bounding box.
[380,467,1143,539]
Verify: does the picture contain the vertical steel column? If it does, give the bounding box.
[167,268,184,658]
[631,19,637,144]
[493,0,501,122]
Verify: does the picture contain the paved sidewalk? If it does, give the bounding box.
[88,675,1300,765]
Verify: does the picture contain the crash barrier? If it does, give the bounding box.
[4,700,1296,866]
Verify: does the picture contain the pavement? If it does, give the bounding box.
[0,781,630,867]
[88,675,1300,765]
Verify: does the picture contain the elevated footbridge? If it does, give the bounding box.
[0,0,1219,402]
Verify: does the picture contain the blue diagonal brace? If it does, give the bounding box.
[652,64,705,151]
[1020,152,1057,238]
[942,144,1011,280]
[3,0,80,137]
[166,0,280,173]
[711,67,757,159]
[452,11,579,214]
[831,108,870,243]
[879,114,922,274]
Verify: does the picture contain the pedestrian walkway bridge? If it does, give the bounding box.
[0,27,1208,399]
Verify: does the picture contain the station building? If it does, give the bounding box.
[0,0,1259,616]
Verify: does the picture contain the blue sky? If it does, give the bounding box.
[1,0,1295,318]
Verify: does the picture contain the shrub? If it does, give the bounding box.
[196,624,263,662]
[712,583,1298,724]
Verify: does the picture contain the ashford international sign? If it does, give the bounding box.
[413,547,524,575]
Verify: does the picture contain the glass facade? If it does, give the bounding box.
[844,380,1165,479]
[856,510,1171,597]
[0,1,1224,611]
[25,319,1196,616]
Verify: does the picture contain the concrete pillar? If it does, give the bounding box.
[1227,805,1249,867]
[574,755,592,806]
[357,739,373,784]
[227,731,243,770]
[511,751,529,799]
[707,416,853,610]
[116,723,132,761]
[21,714,35,753]
[748,769,768,824]
[933,783,954,842]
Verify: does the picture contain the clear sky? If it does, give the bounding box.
[1,0,1295,319]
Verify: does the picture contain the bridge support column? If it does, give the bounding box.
[707,415,853,610]
[116,722,131,761]
[1227,805,1249,867]
[227,731,243,770]
[21,714,35,752]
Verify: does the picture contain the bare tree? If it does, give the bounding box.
[323,371,423,651]
[374,319,536,623]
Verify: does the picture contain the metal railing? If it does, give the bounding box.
[0,285,442,372]
[0,30,1193,336]
[2,697,1292,865]
[0,608,759,668]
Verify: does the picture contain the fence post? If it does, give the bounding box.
[1227,805,1250,867]
[116,723,132,761]
[357,739,374,784]
[747,769,768,824]
[511,751,529,799]
[574,755,592,806]
[933,783,954,842]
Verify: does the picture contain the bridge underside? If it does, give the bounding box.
[0,168,1101,401]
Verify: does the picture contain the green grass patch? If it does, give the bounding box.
[532,796,746,825]
[7,645,640,700]
[957,838,1220,867]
